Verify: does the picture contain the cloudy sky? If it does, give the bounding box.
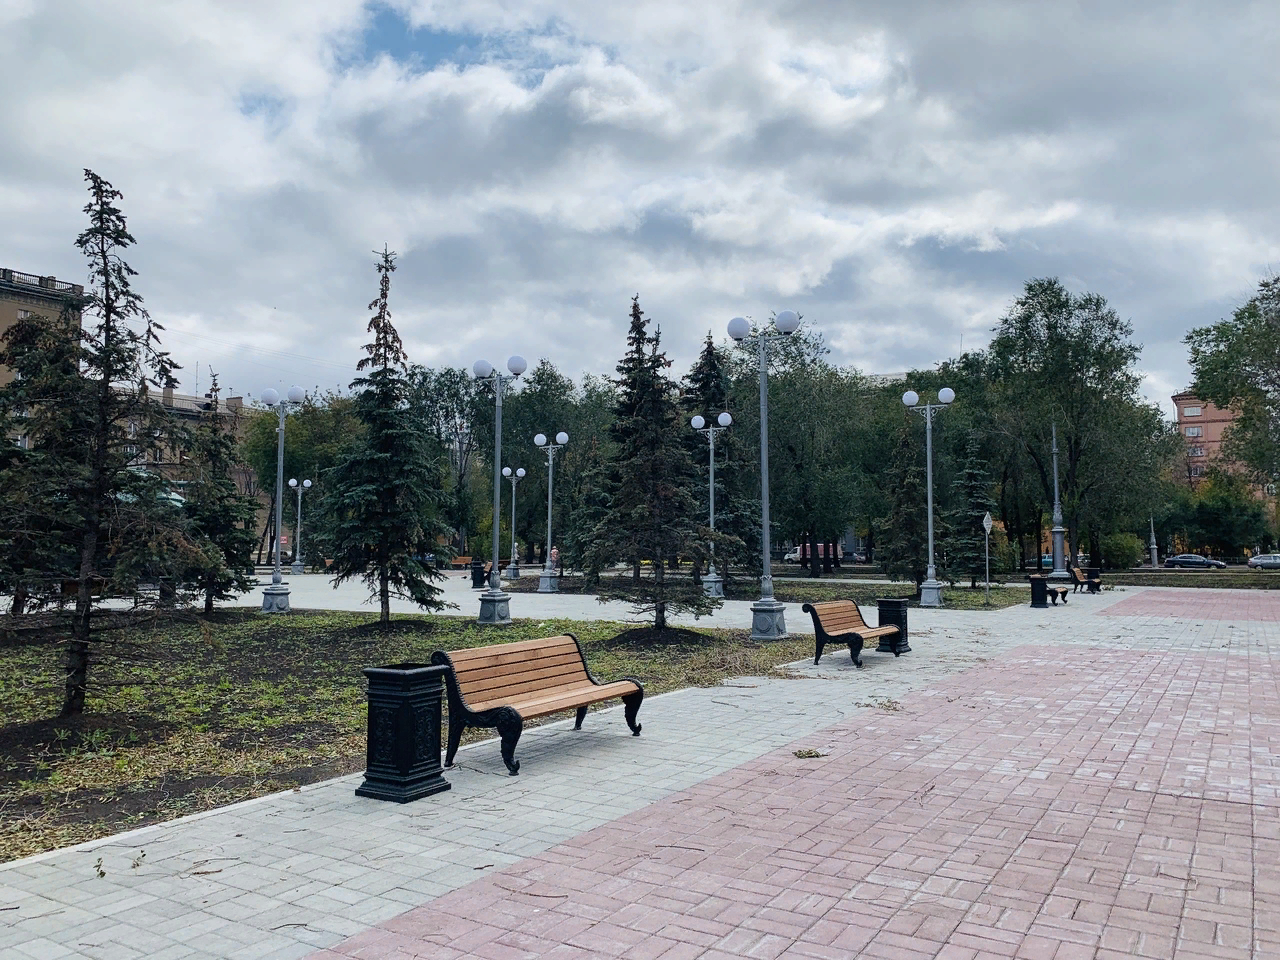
[2,1,1277,414]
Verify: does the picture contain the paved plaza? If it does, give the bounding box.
[2,585,1278,958]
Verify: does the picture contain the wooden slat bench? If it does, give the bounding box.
[430,635,643,775]
[1070,566,1101,594]
[802,600,900,667]
[1048,586,1069,605]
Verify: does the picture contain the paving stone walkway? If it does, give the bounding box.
[4,586,1279,958]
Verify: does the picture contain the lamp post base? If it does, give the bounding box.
[749,598,787,641]
[290,561,304,576]
[477,588,511,625]
[703,569,724,599]
[1047,568,1072,584]
[262,584,291,613]
[504,562,521,579]
[537,570,559,593]
[919,579,944,608]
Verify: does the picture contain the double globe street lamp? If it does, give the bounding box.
[288,477,312,575]
[691,412,732,598]
[728,309,801,640]
[501,467,526,578]
[473,355,527,624]
[260,385,306,613]
[533,431,568,593]
[901,386,955,607]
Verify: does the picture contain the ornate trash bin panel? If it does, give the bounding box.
[875,598,910,654]
[356,663,451,803]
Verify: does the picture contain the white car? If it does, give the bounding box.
[1248,554,1280,570]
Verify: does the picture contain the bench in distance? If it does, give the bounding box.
[431,635,643,775]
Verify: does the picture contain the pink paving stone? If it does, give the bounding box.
[310,642,1278,958]
[1100,587,1280,620]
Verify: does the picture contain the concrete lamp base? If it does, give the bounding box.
[537,571,559,593]
[702,572,724,599]
[504,562,521,579]
[919,579,944,608]
[261,584,291,613]
[290,561,304,576]
[749,598,787,641]
[477,589,512,625]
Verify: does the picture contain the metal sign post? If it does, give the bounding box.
[982,511,993,604]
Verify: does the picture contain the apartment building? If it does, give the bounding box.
[1,267,85,390]
[1172,391,1238,485]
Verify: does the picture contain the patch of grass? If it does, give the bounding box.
[1099,570,1280,590]
[0,610,819,862]
[725,580,1026,611]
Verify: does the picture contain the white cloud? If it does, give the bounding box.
[0,0,1276,407]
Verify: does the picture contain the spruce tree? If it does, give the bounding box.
[181,376,258,613]
[880,424,930,596]
[318,247,449,623]
[2,171,185,716]
[584,297,715,630]
[945,434,997,588]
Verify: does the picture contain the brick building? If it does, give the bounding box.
[1172,391,1239,486]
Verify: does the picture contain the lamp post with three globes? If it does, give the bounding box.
[534,431,568,593]
[901,385,955,608]
[473,355,527,624]
[260,385,306,613]
[691,411,732,598]
[727,310,801,640]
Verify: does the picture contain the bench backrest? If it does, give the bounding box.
[444,635,591,707]
[806,600,871,634]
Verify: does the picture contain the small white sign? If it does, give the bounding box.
[982,511,993,534]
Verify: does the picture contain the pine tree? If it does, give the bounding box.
[181,376,259,613]
[317,247,450,623]
[584,297,715,630]
[879,424,930,596]
[2,171,186,716]
[945,434,997,588]
[681,333,750,582]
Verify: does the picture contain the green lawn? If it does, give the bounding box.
[0,611,822,862]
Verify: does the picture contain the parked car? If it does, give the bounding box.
[1163,554,1227,569]
[784,543,843,564]
[1248,554,1280,569]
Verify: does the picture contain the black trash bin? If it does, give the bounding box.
[875,598,910,654]
[470,557,486,588]
[356,663,451,803]
[1028,575,1048,608]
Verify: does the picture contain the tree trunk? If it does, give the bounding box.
[204,577,215,615]
[832,542,842,569]
[10,584,28,616]
[256,502,275,566]
[380,566,390,623]
[654,562,666,630]
[632,559,641,582]
[822,540,833,573]
[808,532,821,578]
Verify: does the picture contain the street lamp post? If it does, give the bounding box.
[473,356,527,625]
[502,467,526,578]
[691,412,732,598]
[728,310,802,640]
[260,385,306,613]
[902,386,955,608]
[1049,424,1070,582]
[534,432,568,593]
[1149,516,1159,568]
[288,477,312,575]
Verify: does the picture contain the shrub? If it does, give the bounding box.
[1100,532,1144,570]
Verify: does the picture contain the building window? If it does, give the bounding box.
[1182,405,1202,417]
[1185,426,1203,437]
[1190,465,1205,477]
[1188,446,1205,457]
